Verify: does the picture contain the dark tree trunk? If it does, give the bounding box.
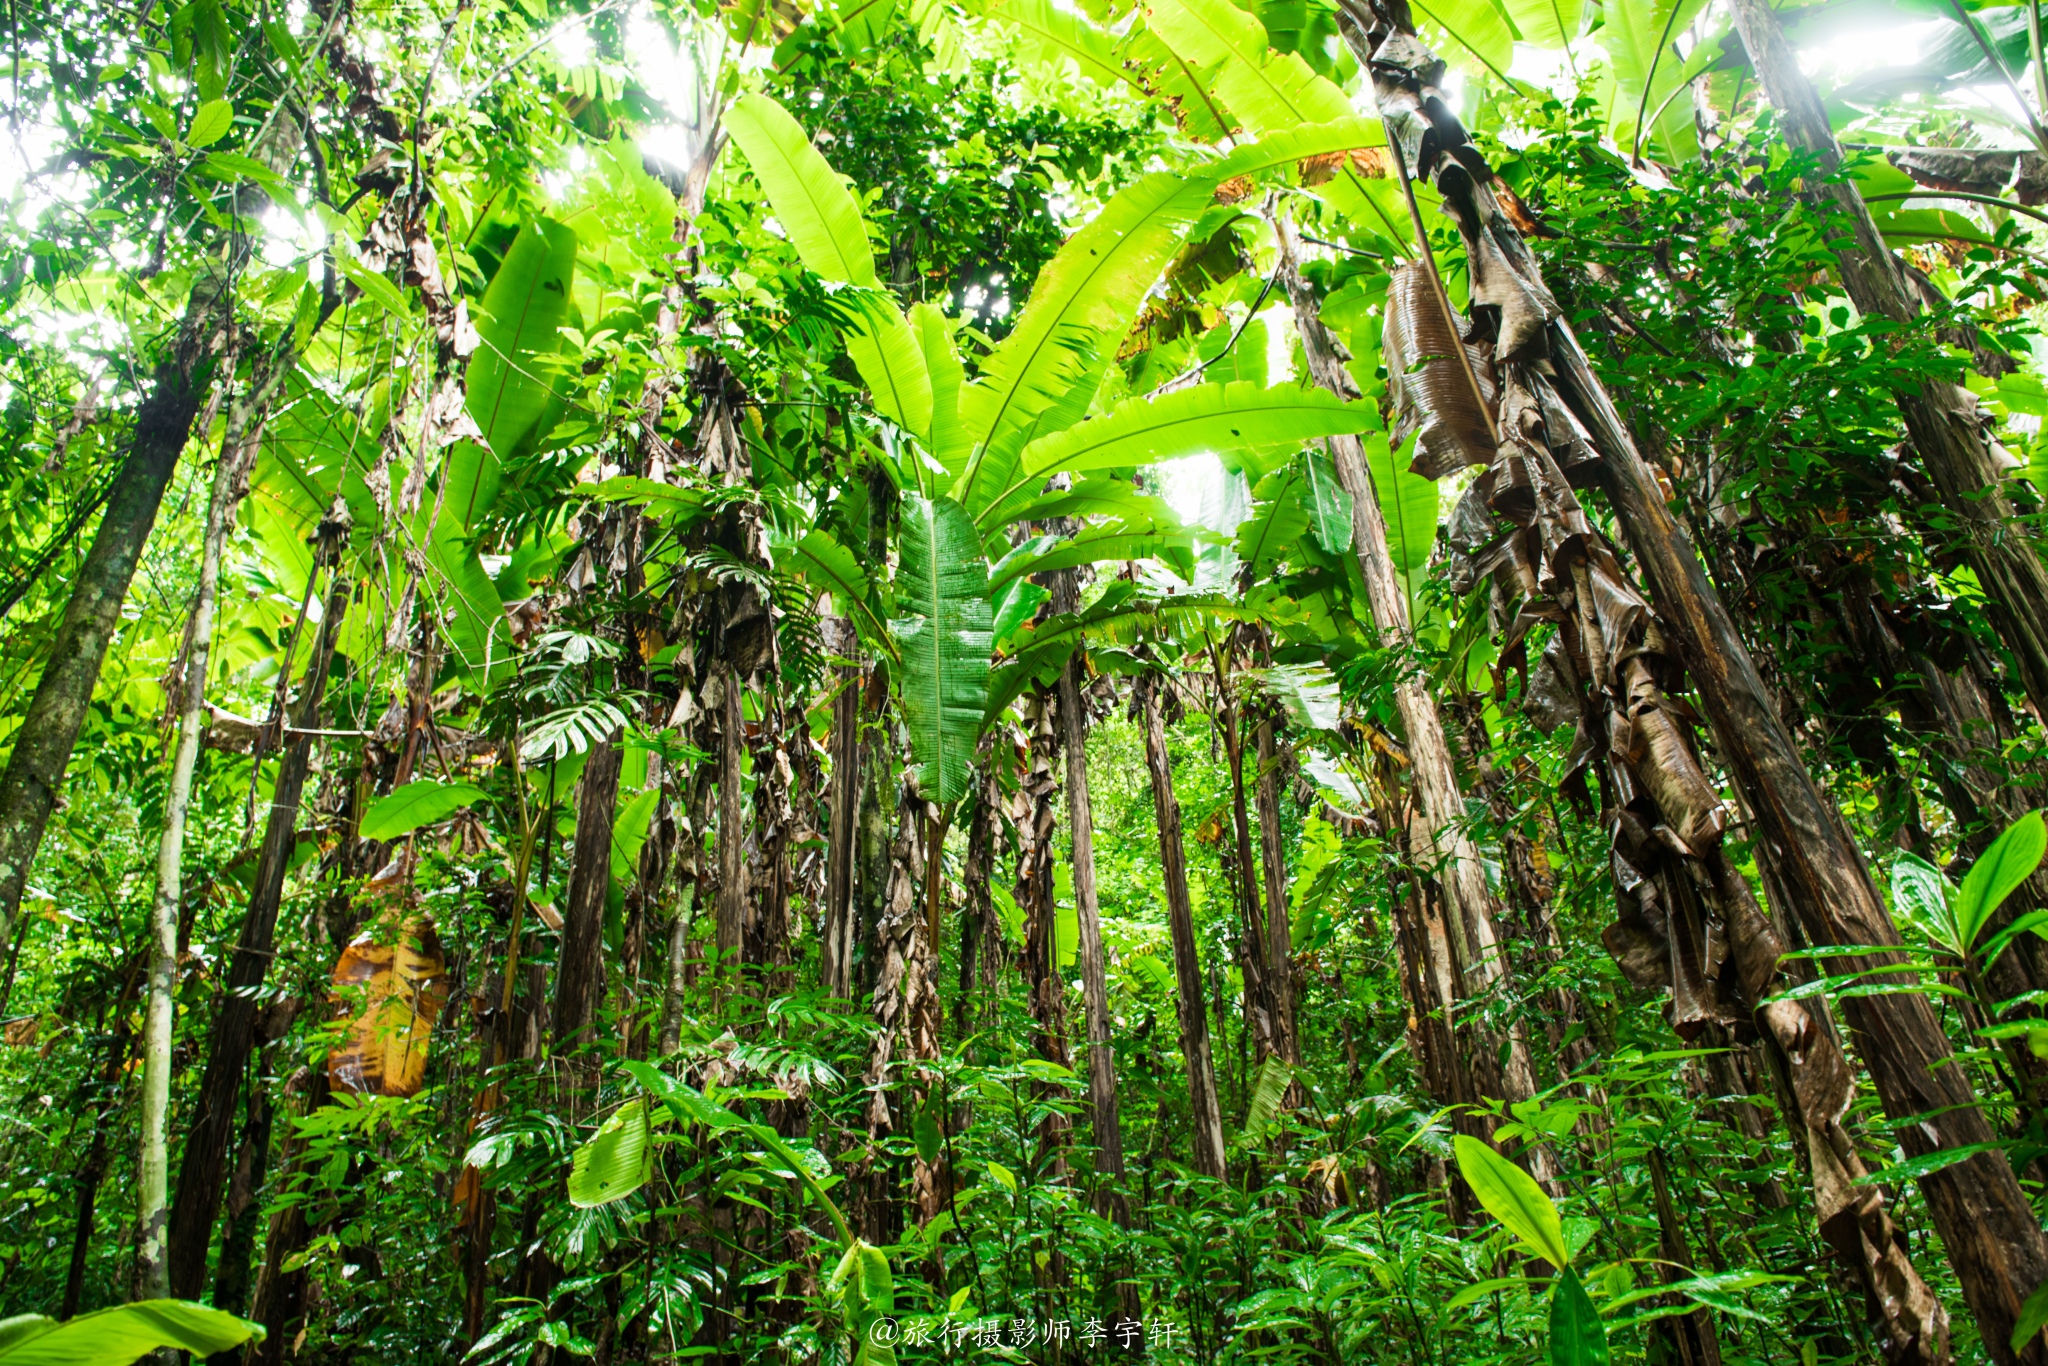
[0,281,227,947]
[823,624,862,997]
[166,536,349,1299]
[553,738,623,1060]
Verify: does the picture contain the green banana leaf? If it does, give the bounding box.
[890,493,993,805]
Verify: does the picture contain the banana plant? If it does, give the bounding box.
[721,90,1380,819]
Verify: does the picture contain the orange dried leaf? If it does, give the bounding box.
[327,913,450,1098]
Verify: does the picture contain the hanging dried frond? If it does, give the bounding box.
[1382,264,1497,478]
[327,913,449,1098]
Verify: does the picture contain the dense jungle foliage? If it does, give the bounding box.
[20,0,2048,1361]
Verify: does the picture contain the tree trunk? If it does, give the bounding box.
[823,623,862,998]
[1341,7,2043,1355]
[1251,699,1301,1072]
[165,526,350,1300]
[0,278,228,951]
[1055,588,1127,1214]
[1136,671,1228,1181]
[553,737,623,1059]
[134,336,293,1301]
[715,664,746,992]
[1016,690,1075,1168]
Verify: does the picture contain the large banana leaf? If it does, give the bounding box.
[1237,465,1311,572]
[1501,0,1593,46]
[1410,0,1516,82]
[1126,27,1236,143]
[723,92,877,287]
[1365,431,1439,627]
[981,381,1375,526]
[1598,0,1714,165]
[726,94,938,447]
[460,217,579,527]
[914,301,970,477]
[1213,118,1384,181]
[890,494,992,805]
[0,1301,261,1365]
[988,520,1196,590]
[987,0,1143,91]
[953,170,1220,516]
[1144,0,1354,136]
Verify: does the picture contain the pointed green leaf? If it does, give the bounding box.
[462,217,579,524]
[914,302,971,479]
[1453,1133,1569,1268]
[1145,0,1355,137]
[1304,449,1354,554]
[1890,851,1961,955]
[987,382,1376,525]
[186,98,233,148]
[724,92,877,287]
[843,294,933,441]
[890,493,993,805]
[988,0,1143,91]
[1958,811,2047,955]
[955,171,1221,514]
[0,1301,262,1366]
[358,780,491,842]
[1213,118,1385,181]
[1597,0,1713,164]
[1240,1055,1296,1143]
[1549,1267,1612,1366]
[567,1098,654,1208]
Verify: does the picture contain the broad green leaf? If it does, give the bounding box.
[988,520,1196,590]
[1240,1055,1296,1143]
[1446,1276,1533,1312]
[358,780,491,842]
[1958,811,2046,955]
[2015,1276,2048,1353]
[914,302,971,478]
[1237,467,1311,571]
[186,98,233,148]
[890,493,993,805]
[567,1098,654,1208]
[1244,662,1342,731]
[842,294,934,448]
[0,1301,262,1366]
[724,92,877,287]
[987,0,1142,90]
[988,381,1377,525]
[830,1242,897,1366]
[1598,0,1711,164]
[1412,0,1516,81]
[955,171,1221,515]
[1145,0,1355,137]
[610,787,662,887]
[1304,448,1354,554]
[461,217,579,525]
[1549,1267,1612,1366]
[1213,118,1385,182]
[787,529,891,648]
[1501,0,1592,46]
[1453,1134,1569,1268]
[992,578,1051,649]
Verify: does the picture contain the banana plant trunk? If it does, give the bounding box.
[166,526,350,1299]
[1338,3,2043,1355]
[1053,576,1128,1215]
[1136,670,1228,1181]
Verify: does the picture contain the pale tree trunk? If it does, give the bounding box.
[822,621,862,997]
[1136,671,1227,1180]
[132,335,301,1301]
[1339,3,2037,1354]
[1274,231,1543,1145]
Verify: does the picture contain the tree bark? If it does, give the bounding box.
[823,623,862,997]
[715,664,746,993]
[1136,671,1228,1181]
[0,278,228,952]
[165,527,350,1299]
[553,737,622,1059]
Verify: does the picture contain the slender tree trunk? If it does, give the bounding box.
[715,664,747,995]
[1136,671,1227,1181]
[133,337,292,1301]
[553,737,623,1061]
[0,278,229,951]
[1251,702,1301,1072]
[823,625,862,997]
[1016,690,1075,1168]
[166,526,350,1299]
[1054,587,1127,1215]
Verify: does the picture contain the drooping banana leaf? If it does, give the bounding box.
[981,380,1376,526]
[1597,0,1714,165]
[1241,661,1343,731]
[460,216,579,527]
[1236,465,1311,573]
[723,92,878,287]
[889,493,992,805]
[784,528,893,650]
[988,520,1197,590]
[986,0,1144,92]
[953,170,1221,516]
[1211,117,1385,182]
[1125,26,1235,144]
[724,93,935,444]
[1144,0,1354,137]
